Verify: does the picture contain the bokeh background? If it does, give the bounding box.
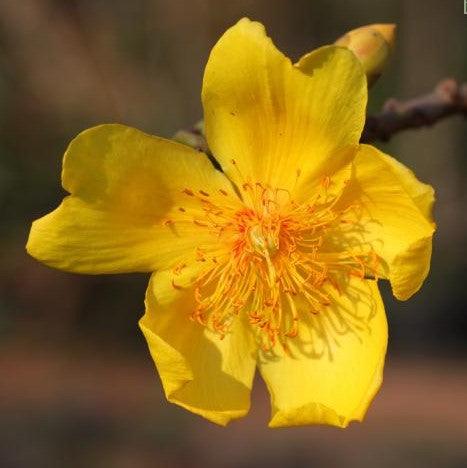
[0,0,466,467]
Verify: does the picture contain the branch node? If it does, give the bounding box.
[361,78,467,143]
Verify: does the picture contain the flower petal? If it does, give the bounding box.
[339,144,435,300]
[202,18,367,195]
[27,124,238,274]
[139,269,257,426]
[258,278,387,428]
[375,151,435,222]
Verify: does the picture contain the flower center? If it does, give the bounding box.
[167,176,379,351]
[249,224,279,257]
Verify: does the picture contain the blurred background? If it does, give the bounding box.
[0,0,466,467]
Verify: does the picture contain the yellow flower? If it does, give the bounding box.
[26,19,435,428]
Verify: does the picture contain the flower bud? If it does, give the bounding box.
[335,24,396,86]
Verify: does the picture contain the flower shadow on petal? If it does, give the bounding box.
[256,277,387,428]
[166,337,253,425]
[258,277,380,364]
[141,276,256,425]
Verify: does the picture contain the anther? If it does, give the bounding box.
[171,278,182,290]
[195,248,206,262]
[173,263,186,275]
[321,176,331,189]
[193,220,209,227]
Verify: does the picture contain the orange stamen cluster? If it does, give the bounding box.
[166,169,379,350]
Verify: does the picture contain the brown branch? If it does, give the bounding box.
[175,78,467,152]
[361,79,467,143]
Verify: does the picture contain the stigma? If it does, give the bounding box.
[249,223,279,256]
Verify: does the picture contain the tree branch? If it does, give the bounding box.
[361,78,467,143]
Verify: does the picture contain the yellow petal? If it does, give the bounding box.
[258,278,387,428]
[202,18,367,195]
[376,151,435,223]
[140,268,257,426]
[27,124,238,274]
[339,144,435,300]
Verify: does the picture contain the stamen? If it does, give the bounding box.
[170,179,376,348]
[172,279,182,290]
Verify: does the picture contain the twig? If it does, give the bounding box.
[361,78,467,143]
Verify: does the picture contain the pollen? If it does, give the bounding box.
[170,178,379,350]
